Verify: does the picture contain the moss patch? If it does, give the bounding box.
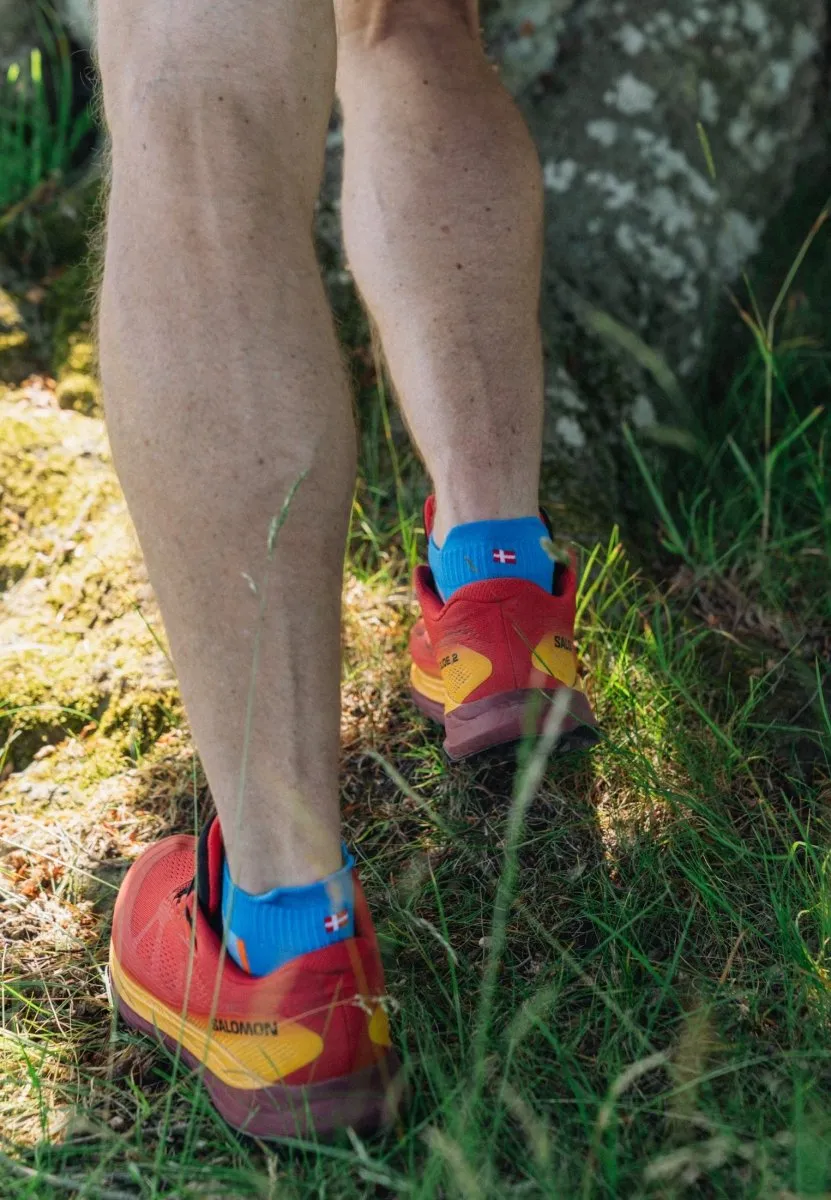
[48,258,97,381]
[0,286,32,383]
[0,389,181,778]
[56,371,101,416]
[47,256,101,416]
[0,396,115,585]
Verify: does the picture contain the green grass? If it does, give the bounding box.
[0,7,93,220]
[1,186,830,1198]
[2,517,830,1196]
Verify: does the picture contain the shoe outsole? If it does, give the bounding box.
[111,975,404,1140]
[411,682,599,761]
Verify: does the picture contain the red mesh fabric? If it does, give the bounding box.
[129,847,193,937]
[148,924,215,1010]
[423,495,436,537]
[205,819,224,914]
[409,618,439,674]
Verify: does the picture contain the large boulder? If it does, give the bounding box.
[323,0,828,533]
[514,1,824,485]
[60,0,93,45]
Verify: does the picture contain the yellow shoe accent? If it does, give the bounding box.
[440,646,494,713]
[368,1005,392,1047]
[110,946,324,1089]
[410,662,446,706]
[530,634,578,689]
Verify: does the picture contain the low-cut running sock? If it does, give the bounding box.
[428,515,554,602]
[221,850,355,977]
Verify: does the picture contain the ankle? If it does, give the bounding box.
[224,830,342,895]
[431,494,540,547]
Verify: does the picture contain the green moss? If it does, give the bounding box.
[97,684,183,760]
[65,336,95,374]
[0,406,116,585]
[1,649,182,779]
[1,649,106,768]
[0,288,24,334]
[0,286,31,383]
[56,371,101,416]
[49,258,96,378]
[0,395,181,775]
[0,329,27,353]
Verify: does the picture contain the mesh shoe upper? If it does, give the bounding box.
[110,818,390,1087]
[412,495,581,710]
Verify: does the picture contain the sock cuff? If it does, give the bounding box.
[223,848,355,912]
[428,515,553,601]
[221,848,356,976]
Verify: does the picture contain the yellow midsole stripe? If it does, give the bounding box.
[410,662,447,706]
[110,945,323,1088]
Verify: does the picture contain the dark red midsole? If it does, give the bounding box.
[111,979,403,1140]
[411,682,598,761]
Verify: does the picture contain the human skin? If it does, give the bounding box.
[96,0,546,892]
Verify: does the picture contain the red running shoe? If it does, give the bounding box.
[410,497,598,760]
[109,816,402,1139]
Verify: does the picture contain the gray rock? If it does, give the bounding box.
[321,0,827,534]
[483,0,579,92]
[522,0,824,430]
[0,1,34,65]
[60,0,93,46]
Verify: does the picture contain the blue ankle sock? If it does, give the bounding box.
[428,516,554,602]
[221,851,355,976]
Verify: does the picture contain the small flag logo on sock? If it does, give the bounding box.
[324,910,349,933]
[493,549,517,564]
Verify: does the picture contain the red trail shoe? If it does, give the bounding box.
[109,816,402,1139]
[410,497,598,760]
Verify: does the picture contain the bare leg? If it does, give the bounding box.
[97,0,353,891]
[336,0,545,544]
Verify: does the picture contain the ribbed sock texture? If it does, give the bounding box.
[428,516,554,602]
[222,851,355,976]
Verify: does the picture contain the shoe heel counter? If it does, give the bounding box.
[436,598,515,708]
[282,992,391,1086]
[501,589,578,690]
[454,594,541,697]
[283,922,391,1086]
